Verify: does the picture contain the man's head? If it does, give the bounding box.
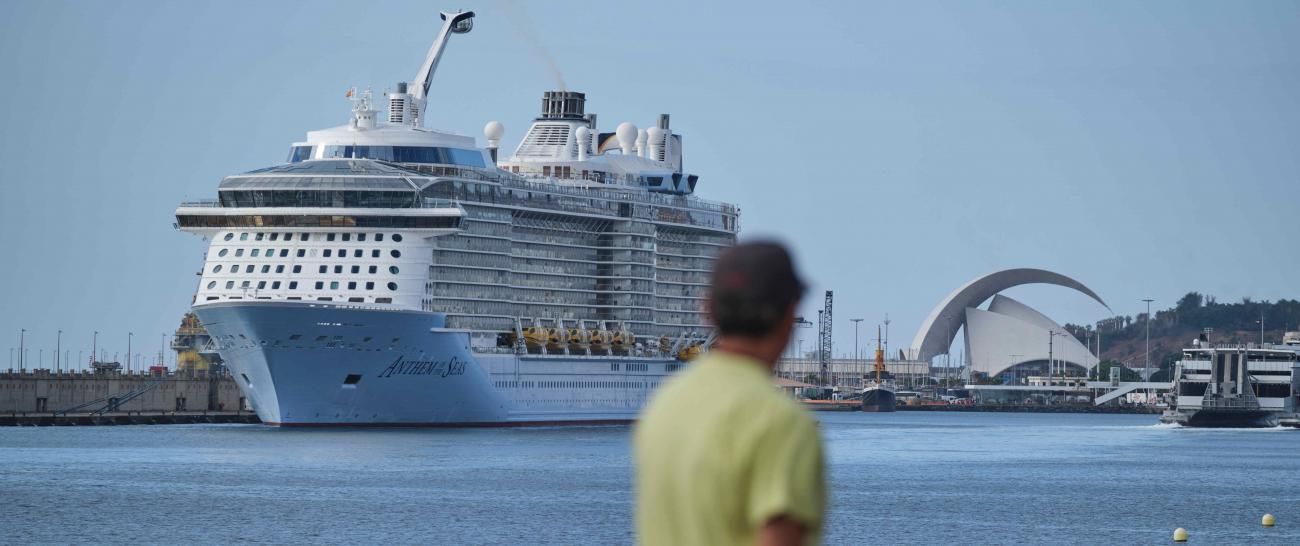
[706,241,806,365]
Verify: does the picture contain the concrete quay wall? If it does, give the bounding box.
[0,369,245,414]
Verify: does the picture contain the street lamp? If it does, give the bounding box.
[19,328,25,372]
[56,329,62,372]
[851,318,864,382]
[127,332,133,375]
[1142,299,1154,381]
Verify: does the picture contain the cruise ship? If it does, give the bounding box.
[1160,334,1300,427]
[174,10,737,426]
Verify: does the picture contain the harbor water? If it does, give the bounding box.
[3,412,1300,545]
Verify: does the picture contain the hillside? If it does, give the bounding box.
[1063,292,1300,378]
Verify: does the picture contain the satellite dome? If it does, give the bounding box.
[484,121,505,141]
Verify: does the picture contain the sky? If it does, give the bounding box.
[1,0,1298,368]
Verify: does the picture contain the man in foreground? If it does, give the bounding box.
[634,241,826,546]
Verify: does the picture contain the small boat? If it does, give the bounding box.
[861,326,896,412]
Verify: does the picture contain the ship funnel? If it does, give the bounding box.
[539,91,586,120]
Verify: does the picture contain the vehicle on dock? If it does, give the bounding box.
[1160,335,1300,428]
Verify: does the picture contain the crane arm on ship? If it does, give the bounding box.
[410,10,476,124]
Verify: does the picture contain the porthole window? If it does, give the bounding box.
[235,249,244,257]
[241,281,251,288]
[257,281,267,289]
[289,281,298,289]
[265,248,273,256]
[353,249,362,258]
[327,233,336,242]
[279,249,289,257]
[371,249,380,258]
[270,233,279,241]
[315,281,324,289]
[330,281,340,290]
[207,281,216,289]
[392,233,403,242]
[213,265,223,273]
[334,265,343,274]
[369,266,377,274]
[272,281,281,289]
[284,233,294,242]
[223,233,234,241]
[338,248,346,257]
[351,265,360,274]
[226,281,235,289]
[251,249,260,257]
[389,266,399,275]
[387,282,398,291]
[300,233,310,241]
[232,265,240,273]
[292,265,301,273]
[255,233,264,241]
[297,249,305,258]
[376,233,385,242]
[365,282,374,290]
[347,282,357,290]
[240,233,249,241]
[318,266,327,274]
[342,234,351,242]
[218,249,229,257]
[324,250,332,258]
[261,265,270,273]
[358,233,367,242]
[390,249,401,258]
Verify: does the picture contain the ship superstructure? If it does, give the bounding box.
[174,10,737,426]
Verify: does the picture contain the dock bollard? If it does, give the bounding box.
[1173,528,1188,542]
[1262,514,1275,527]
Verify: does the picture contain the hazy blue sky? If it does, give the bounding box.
[2,0,1298,367]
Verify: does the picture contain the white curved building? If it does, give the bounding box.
[964,295,1098,377]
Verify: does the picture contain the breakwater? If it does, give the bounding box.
[0,369,245,417]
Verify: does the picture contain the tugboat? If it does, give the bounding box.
[861,326,897,412]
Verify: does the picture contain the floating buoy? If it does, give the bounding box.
[1173,527,1189,542]
[1263,513,1276,527]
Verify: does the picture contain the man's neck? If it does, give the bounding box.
[713,337,778,371]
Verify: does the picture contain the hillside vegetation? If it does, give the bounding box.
[1063,292,1300,379]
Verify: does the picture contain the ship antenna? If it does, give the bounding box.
[409,10,475,126]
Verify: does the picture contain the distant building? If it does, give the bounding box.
[908,268,1109,381]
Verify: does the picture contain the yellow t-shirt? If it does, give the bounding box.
[634,351,826,546]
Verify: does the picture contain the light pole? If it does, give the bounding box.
[851,318,864,380]
[56,330,62,372]
[1256,310,1265,347]
[127,332,133,375]
[1142,299,1154,381]
[19,329,25,372]
[92,331,98,369]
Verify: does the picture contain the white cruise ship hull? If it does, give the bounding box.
[195,302,670,426]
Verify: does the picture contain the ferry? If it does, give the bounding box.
[174,10,736,426]
[1160,334,1300,428]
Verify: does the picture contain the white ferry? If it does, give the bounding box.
[1160,335,1300,428]
[174,10,736,426]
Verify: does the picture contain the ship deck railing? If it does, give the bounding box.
[414,164,738,216]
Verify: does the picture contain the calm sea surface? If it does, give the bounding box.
[3,412,1300,545]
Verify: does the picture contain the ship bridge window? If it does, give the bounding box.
[287,146,314,163]
[321,145,486,167]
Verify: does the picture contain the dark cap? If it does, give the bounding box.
[709,241,807,336]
